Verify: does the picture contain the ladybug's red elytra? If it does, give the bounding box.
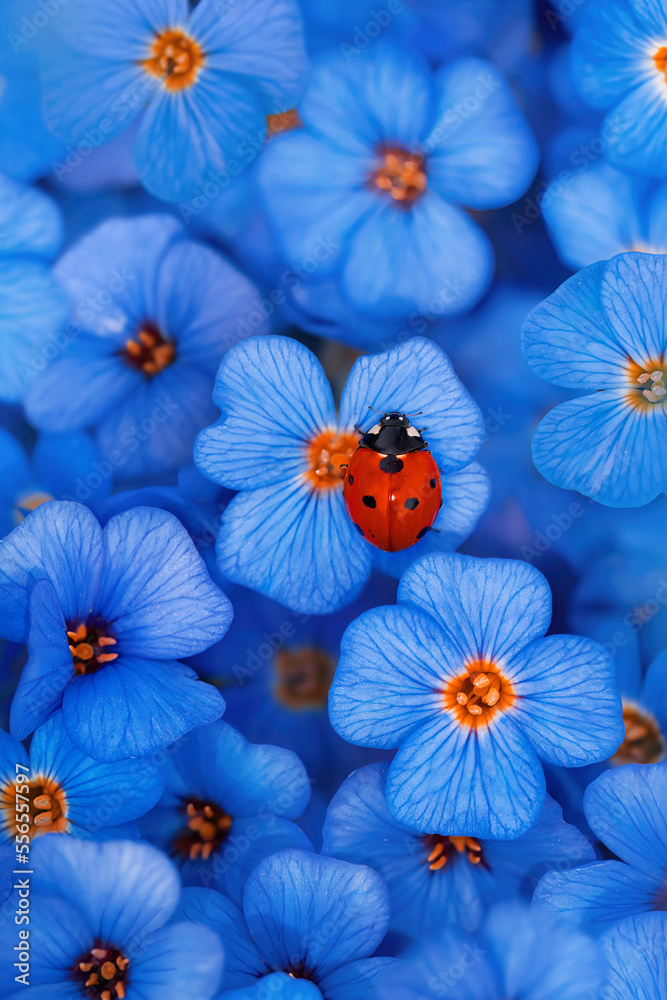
[343,411,442,552]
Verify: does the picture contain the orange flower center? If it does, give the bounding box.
[655,47,667,81]
[613,703,665,765]
[267,108,302,137]
[13,490,54,524]
[142,28,204,92]
[304,429,358,490]
[67,621,118,676]
[423,834,486,871]
[442,658,515,727]
[123,323,175,376]
[625,358,667,408]
[274,647,335,710]
[173,798,233,861]
[1,774,69,839]
[371,146,427,204]
[73,946,129,1000]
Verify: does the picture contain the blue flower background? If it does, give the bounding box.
[0,0,666,997]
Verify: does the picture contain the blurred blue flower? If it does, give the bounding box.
[39,0,308,202]
[0,172,68,403]
[0,712,164,843]
[258,43,538,321]
[176,849,408,999]
[603,912,667,999]
[195,335,487,614]
[24,214,270,479]
[0,835,224,999]
[0,50,64,181]
[534,761,667,934]
[402,901,605,1000]
[571,0,667,177]
[0,501,230,760]
[322,762,595,936]
[329,552,624,839]
[139,719,311,903]
[0,427,113,539]
[523,252,667,507]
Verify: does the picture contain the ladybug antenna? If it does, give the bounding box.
[402,410,423,417]
[367,405,388,415]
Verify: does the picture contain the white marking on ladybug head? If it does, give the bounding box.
[368,423,382,435]
[407,426,421,438]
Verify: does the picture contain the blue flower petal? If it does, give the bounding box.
[531,390,667,507]
[222,976,323,1000]
[533,860,658,935]
[386,712,545,838]
[403,926,500,1000]
[243,850,390,979]
[584,763,667,879]
[509,634,624,766]
[195,337,336,490]
[329,604,455,748]
[398,553,552,662]
[98,506,231,657]
[319,957,407,1000]
[603,912,667,1000]
[641,651,667,734]
[605,79,667,178]
[6,894,90,988]
[425,58,538,209]
[175,887,264,987]
[130,921,224,1000]
[339,337,484,473]
[600,253,667,360]
[217,481,371,615]
[62,657,224,760]
[0,175,63,258]
[32,432,113,504]
[47,0,184,59]
[0,501,102,643]
[341,192,493,317]
[570,0,650,108]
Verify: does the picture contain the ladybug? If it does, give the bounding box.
[343,411,442,552]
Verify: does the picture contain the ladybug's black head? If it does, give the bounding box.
[361,410,426,456]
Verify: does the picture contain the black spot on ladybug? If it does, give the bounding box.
[362,495,376,508]
[404,497,419,510]
[348,474,354,484]
[354,523,365,536]
[416,526,429,539]
[379,455,404,474]
[429,478,436,489]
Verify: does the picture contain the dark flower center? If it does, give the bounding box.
[442,659,515,727]
[613,704,665,765]
[142,28,204,91]
[67,620,118,676]
[173,798,233,861]
[286,962,314,981]
[274,647,336,710]
[0,775,68,838]
[371,146,428,204]
[73,945,129,1000]
[422,834,488,871]
[122,322,175,376]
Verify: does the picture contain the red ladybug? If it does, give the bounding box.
[343,411,442,552]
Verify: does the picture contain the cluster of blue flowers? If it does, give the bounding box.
[0,0,665,997]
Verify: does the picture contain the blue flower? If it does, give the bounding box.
[401,901,605,1000]
[0,427,113,539]
[571,0,667,178]
[0,500,231,760]
[24,214,270,479]
[543,163,667,271]
[0,835,224,999]
[39,0,308,202]
[195,334,487,614]
[0,172,68,403]
[522,252,667,507]
[603,912,667,999]
[175,849,409,999]
[322,761,595,936]
[258,43,538,321]
[534,761,667,935]
[329,552,624,839]
[0,712,164,843]
[138,719,311,903]
[0,50,64,181]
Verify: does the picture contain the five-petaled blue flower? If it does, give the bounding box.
[0,836,224,999]
[523,252,667,507]
[258,42,538,320]
[0,501,231,760]
[24,214,270,479]
[139,719,311,903]
[195,334,488,614]
[40,0,309,202]
[329,552,624,839]
[534,761,667,935]
[322,761,594,935]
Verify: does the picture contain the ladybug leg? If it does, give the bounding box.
[354,423,364,434]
